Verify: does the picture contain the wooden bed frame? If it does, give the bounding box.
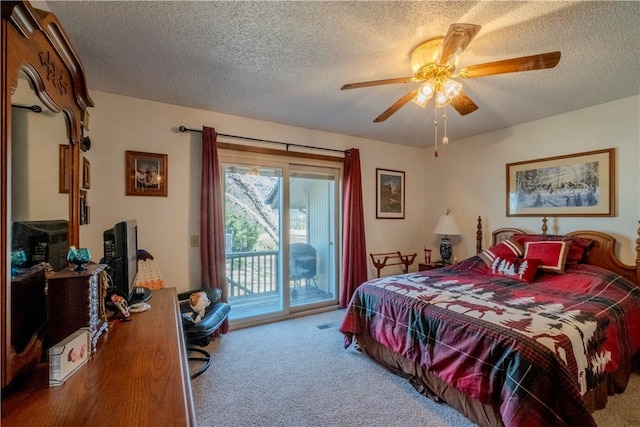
[476,216,640,286]
[356,216,640,427]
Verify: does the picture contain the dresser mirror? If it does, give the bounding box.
[12,73,69,223]
[2,1,93,389]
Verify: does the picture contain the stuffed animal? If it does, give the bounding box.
[188,291,211,323]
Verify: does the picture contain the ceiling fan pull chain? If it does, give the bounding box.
[434,106,439,157]
[442,106,449,146]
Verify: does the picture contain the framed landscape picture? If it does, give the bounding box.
[376,168,405,219]
[126,151,168,197]
[506,148,614,217]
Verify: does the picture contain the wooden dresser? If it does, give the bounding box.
[1,288,196,426]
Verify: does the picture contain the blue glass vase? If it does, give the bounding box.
[10,249,27,276]
[67,247,91,272]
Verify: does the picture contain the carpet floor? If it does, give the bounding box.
[190,309,640,426]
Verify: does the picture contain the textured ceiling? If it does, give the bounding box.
[44,1,640,147]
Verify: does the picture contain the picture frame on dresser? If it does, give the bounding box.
[376,168,405,219]
[49,328,90,386]
[506,148,615,217]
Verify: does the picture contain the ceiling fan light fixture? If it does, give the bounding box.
[412,92,429,108]
[341,23,561,125]
[420,81,435,98]
[443,79,462,99]
[412,81,436,108]
[435,89,450,108]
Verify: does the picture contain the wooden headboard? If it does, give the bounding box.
[475,216,640,286]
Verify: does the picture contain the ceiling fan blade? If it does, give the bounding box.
[373,89,420,122]
[438,23,481,67]
[459,51,561,78]
[450,90,479,116]
[341,77,416,90]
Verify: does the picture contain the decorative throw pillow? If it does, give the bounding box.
[490,256,541,283]
[565,237,595,266]
[479,238,524,267]
[523,241,569,274]
[512,234,594,266]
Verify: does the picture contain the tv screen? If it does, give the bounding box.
[103,220,138,300]
[12,220,69,271]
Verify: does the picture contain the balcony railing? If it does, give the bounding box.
[226,250,335,319]
[226,250,278,297]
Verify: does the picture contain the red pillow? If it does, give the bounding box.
[512,234,594,266]
[490,256,541,283]
[565,237,594,265]
[523,241,569,274]
[478,238,524,267]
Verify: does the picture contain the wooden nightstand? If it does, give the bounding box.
[418,263,439,271]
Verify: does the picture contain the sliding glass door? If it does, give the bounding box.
[221,154,340,326]
[289,166,337,308]
[223,163,284,320]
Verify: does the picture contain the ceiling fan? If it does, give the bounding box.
[341,23,561,123]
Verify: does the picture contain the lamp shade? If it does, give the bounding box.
[433,214,461,236]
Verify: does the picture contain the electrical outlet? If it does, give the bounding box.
[190,235,199,247]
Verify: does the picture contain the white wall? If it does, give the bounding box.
[423,95,640,265]
[14,87,638,290]
[82,91,427,291]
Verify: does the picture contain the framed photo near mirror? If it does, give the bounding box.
[79,190,88,225]
[82,157,91,189]
[59,145,71,194]
[125,151,168,197]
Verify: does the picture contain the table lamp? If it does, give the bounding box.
[433,210,461,264]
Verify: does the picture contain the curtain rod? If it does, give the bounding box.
[11,104,43,113]
[178,126,346,155]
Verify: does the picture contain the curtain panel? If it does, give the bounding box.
[201,126,229,334]
[339,148,368,307]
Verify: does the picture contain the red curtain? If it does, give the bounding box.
[201,126,228,334]
[339,148,368,308]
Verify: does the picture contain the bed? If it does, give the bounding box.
[339,217,640,427]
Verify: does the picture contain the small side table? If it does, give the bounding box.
[418,263,440,272]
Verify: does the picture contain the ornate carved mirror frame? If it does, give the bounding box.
[1,0,93,388]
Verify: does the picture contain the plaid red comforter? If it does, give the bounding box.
[340,256,640,427]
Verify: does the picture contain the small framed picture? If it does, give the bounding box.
[125,151,168,197]
[82,157,91,189]
[49,328,90,386]
[59,144,71,194]
[376,168,405,219]
[79,190,89,225]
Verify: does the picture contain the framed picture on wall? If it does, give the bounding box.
[79,190,88,225]
[59,144,71,194]
[506,148,614,217]
[125,151,168,197]
[82,157,91,189]
[376,168,405,219]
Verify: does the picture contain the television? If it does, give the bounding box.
[12,220,69,271]
[103,220,139,302]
